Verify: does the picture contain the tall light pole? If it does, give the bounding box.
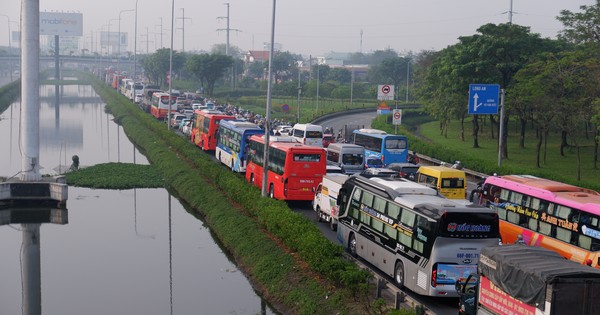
[167,0,175,130]
[134,0,139,80]
[405,59,410,103]
[261,0,277,197]
[118,9,134,75]
[296,60,302,124]
[0,14,13,81]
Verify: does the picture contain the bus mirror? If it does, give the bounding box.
[337,188,347,206]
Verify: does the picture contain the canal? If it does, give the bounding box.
[0,83,276,314]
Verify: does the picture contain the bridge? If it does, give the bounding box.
[0,54,139,74]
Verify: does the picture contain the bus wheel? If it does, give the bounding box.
[315,206,323,222]
[394,261,405,289]
[348,234,357,258]
[329,219,336,231]
[231,160,234,170]
[250,174,255,184]
[269,184,275,199]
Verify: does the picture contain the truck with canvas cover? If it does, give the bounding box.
[456,245,600,315]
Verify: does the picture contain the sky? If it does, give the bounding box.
[1,0,596,57]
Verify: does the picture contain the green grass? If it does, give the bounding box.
[418,119,599,186]
[65,162,165,189]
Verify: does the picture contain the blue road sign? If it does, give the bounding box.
[468,84,500,115]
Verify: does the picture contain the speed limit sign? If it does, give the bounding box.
[392,109,402,125]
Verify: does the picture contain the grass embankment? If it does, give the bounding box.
[66,163,165,189]
[372,114,600,192]
[0,79,20,114]
[77,73,414,315]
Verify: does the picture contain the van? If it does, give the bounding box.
[416,165,467,200]
[291,123,323,147]
[326,143,364,174]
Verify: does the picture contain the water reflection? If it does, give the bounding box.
[0,85,276,314]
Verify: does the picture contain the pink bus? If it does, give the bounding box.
[479,174,600,268]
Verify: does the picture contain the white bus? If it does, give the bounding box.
[336,175,500,297]
[291,123,323,147]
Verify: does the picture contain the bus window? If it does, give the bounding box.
[555,205,572,220]
[579,235,592,250]
[539,221,552,235]
[555,226,571,243]
[400,210,416,228]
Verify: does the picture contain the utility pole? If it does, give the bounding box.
[217,3,241,56]
[217,3,241,89]
[176,8,191,52]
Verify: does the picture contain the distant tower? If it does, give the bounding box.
[360,29,363,53]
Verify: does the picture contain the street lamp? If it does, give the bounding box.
[118,9,134,75]
[134,0,139,81]
[0,14,13,81]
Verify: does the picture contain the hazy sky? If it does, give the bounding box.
[2,0,596,56]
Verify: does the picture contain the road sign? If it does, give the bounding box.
[468,84,500,114]
[377,84,395,101]
[392,109,402,125]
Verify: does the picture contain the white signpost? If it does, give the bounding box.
[392,109,402,125]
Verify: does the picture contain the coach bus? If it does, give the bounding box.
[352,129,408,167]
[336,176,500,296]
[150,92,178,120]
[216,120,265,172]
[478,174,600,267]
[245,135,327,201]
[191,111,235,151]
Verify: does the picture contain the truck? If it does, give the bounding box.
[457,245,600,315]
[312,174,348,231]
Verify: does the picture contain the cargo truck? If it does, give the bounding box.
[457,245,600,315]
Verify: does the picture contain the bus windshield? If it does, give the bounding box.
[385,138,407,150]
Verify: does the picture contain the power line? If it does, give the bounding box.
[216,3,241,56]
[176,8,191,52]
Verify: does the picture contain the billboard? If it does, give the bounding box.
[40,12,83,36]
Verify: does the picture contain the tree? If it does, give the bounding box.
[558,1,600,44]
[185,53,234,97]
[140,48,185,88]
[326,68,352,84]
[268,51,300,83]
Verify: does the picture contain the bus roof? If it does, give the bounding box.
[353,129,406,139]
[418,165,466,177]
[250,134,323,150]
[485,175,600,213]
[220,119,262,130]
[355,128,387,134]
[351,176,491,219]
[196,111,234,120]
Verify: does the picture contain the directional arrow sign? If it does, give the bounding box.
[468,84,500,115]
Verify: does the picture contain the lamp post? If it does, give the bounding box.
[261,0,277,197]
[0,14,13,81]
[134,0,139,81]
[167,0,175,130]
[296,60,302,124]
[118,9,134,75]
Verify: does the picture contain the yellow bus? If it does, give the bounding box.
[417,165,467,200]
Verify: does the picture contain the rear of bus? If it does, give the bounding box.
[275,144,326,200]
[417,166,467,199]
[426,209,500,297]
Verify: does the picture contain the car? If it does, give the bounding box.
[274,125,292,136]
[178,118,191,130]
[326,165,344,175]
[181,120,193,136]
[359,168,399,178]
[169,113,187,129]
[322,134,335,148]
[386,163,421,181]
[365,156,385,169]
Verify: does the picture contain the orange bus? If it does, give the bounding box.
[150,92,178,120]
[479,174,600,267]
[245,135,326,201]
[190,111,235,150]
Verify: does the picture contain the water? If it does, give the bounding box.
[0,84,275,314]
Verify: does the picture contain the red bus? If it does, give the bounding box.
[150,92,178,120]
[245,135,326,201]
[190,111,235,150]
[479,174,600,267]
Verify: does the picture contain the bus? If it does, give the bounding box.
[478,174,600,267]
[150,92,178,120]
[216,120,265,172]
[336,175,500,297]
[352,129,408,167]
[245,135,327,200]
[190,111,235,151]
[291,123,324,147]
